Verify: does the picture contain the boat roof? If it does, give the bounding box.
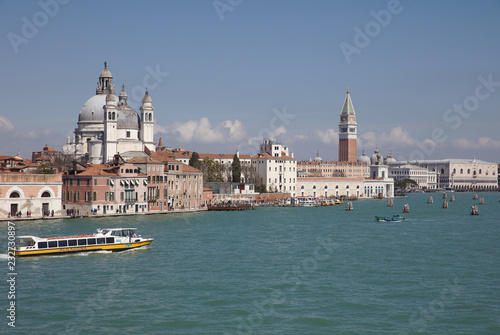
[100,228,137,231]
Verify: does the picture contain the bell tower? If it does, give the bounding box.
[140,89,155,151]
[103,93,118,163]
[338,88,357,162]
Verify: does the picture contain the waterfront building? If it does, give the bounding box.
[251,139,296,196]
[388,164,437,189]
[0,172,62,219]
[164,159,203,210]
[338,88,357,162]
[63,62,155,164]
[62,163,148,215]
[405,159,497,191]
[297,160,369,178]
[128,156,168,212]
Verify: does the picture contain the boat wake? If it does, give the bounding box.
[0,253,10,260]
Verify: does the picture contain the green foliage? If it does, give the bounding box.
[231,154,241,183]
[36,164,54,174]
[395,178,418,189]
[189,152,201,169]
[200,158,223,183]
[255,184,267,193]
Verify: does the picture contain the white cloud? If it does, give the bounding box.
[313,128,338,144]
[156,117,247,144]
[451,136,500,150]
[0,115,15,132]
[360,126,415,147]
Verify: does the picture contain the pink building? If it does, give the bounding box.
[0,172,62,219]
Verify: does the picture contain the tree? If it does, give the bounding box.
[231,154,241,183]
[35,164,54,174]
[189,152,200,169]
[199,158,223,184]
[395,179,418,189]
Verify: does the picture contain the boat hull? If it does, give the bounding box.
[14,240,153,257]
[375,216,405,222]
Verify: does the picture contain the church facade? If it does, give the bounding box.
[63,62,155,164]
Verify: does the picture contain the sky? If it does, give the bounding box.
[1,0,499,163]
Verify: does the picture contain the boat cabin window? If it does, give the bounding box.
[78,239,87,246]
[112,231,122,236]
[38,242,47,249]
[88,238,96,245]
[97,238,105,244]
[16,238,36,247]
[58,240,68,247]
[106,237,114,244]
[49,241,58,248]
[68,240,77,246]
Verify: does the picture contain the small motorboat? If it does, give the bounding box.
[375,215,405,222]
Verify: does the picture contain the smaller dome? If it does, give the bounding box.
[100,61,112,78]
[358,150,371,164]
[119,84,128,98]
[142,90,152,103]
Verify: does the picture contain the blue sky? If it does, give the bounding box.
[1,0,499,162]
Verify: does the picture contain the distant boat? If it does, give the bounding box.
[375,215,405,222]
[443,187,455,192]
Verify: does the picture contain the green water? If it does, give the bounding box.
[1,192,500,334]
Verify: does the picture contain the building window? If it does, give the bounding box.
[126,131,131,138]
[94,179,97,186]
[93,191,97,201]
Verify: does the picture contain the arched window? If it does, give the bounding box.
[324,185,328,189]
[467,169,470,174]
[346,185,349,189]
[335,185,339,189]
[460,169,463,174]
[453,168,456,174]
[479,169,482,174]
[300,185,304,189]
[313,185,316,189]
[41,191,51,198]
[112,112,115,120]
[10,191,20,198]
[441,168,445,174]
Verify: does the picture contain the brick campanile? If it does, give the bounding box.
[338,88,357,162]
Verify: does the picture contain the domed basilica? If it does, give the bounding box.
[63,62,155,164]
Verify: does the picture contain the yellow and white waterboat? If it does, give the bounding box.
[13,228,153,257]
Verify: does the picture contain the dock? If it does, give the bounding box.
[207,204,254,211]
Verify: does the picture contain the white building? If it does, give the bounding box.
[63,62,155,164]
[252,139,297,196]
[388,164,437,189]
[408,159,497,190]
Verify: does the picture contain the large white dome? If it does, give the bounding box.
[78,94,139,129]
[78,94,111,123]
